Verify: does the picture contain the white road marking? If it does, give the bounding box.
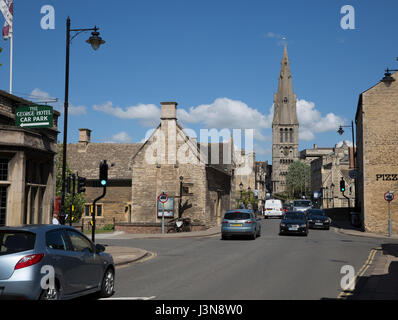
[99,296,156,300]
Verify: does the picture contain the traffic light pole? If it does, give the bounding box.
[92,186,106,243]
[69,174,76,226]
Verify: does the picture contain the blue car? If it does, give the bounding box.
[221,210,261,240]
[0,225,115,300]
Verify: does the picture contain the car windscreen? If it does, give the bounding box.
[307,210,325,216]
[0,231,36,256]
[224,212,251,220]
[284,213,306,220]
[293,201,311,207]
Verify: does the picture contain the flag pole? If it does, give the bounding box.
[9,30,12,93]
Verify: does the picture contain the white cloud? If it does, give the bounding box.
[105,131,133,143]
[93,101,161,127]
[297,99,344,141]
[179,98,272,130]
[337,140,353,148]
[29,88,87,116]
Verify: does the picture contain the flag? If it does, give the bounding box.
[0,0,13,40]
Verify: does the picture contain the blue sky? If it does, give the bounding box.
[1,0,398,162]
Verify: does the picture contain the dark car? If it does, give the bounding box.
[307,209,331,230]
[279,211,309,236]
[221,210,261,240]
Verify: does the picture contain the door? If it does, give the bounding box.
[64,229,103,292]
[45,229,77,296]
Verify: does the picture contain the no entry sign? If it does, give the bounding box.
[158,192,168,204]
[384,192,394,202]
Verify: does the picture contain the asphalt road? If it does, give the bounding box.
[102,219,398,300]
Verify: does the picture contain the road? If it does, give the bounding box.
[101,219,398,300]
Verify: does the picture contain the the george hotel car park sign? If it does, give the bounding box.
[15,105,53,129]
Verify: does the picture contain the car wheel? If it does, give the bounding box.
[98,268,115,298]
[39,284,60,301]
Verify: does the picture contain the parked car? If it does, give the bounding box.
[221,210,261,240]
[292,199,312,213]
[263,199,284,219]
[279,211,309,236]
[0,225,115,300]
[307,209,331,230]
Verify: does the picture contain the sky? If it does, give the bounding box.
[1,0,398,163]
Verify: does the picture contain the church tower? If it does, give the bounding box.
[271,44,299,194]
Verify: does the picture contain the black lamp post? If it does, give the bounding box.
[179,176,183,219]
[60,17,105,225]
[239,182,243,204]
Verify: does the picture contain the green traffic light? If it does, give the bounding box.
[101,180,107,186]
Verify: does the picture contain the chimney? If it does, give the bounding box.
[79,128,91,145]
[313,144,317,149]
[161,102,178,120]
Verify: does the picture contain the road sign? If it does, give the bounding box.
[384,192,394,202]
[158,192,168,204]
[15,105,53,129]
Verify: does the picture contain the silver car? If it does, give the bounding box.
[292,200,312,213]
[0,225,115,300]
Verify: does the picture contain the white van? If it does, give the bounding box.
[263,199,283,218]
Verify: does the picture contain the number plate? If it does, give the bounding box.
[231,224,242,227]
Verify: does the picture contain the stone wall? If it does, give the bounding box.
[356,75,398,234]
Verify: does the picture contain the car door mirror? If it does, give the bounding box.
[95,244,106,254]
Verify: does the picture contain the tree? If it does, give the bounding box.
[56,144,86,223]
[286,161,311,199]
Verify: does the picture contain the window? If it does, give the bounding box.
[65,230,93,253]
[85,205,91,217]
[46,230,68,251]
[0,159,8,181]
[0,231,36,256]
[96,205,102,217]
[0,186,7,226]
[290,129,293,143]
[285,129,289,143]
[280,129,283,143]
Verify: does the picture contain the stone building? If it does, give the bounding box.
[272,45,299,194]
[355,71,398,234]
[67,129,142,227]
[311,142,356,209]
[299,144,334,165]
[0,90,59,226]
[67,102,247,232]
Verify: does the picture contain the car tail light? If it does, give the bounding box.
[14,254,44,270]
[222,221,228,224]
[245,221,253,224]
[280,208,283,211]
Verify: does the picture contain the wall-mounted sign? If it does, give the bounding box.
[376,174,398,181]
[15,105,53,129]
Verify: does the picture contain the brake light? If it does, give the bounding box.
[222,221,228,224]
[245,221,253,224]
[14,254,44,270]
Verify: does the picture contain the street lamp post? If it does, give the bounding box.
[60,17,105,225]
[179,176,183,219]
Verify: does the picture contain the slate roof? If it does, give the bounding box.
[66,143,142,180]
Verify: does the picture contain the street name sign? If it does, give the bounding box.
[15,105,53,129]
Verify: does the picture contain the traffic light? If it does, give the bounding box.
[77,176,87,194]
[340,178,346,193]
[99,160,108,187]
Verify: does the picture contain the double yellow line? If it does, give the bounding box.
[337,247,381,299]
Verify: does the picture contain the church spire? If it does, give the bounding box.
[273,44,298,125]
